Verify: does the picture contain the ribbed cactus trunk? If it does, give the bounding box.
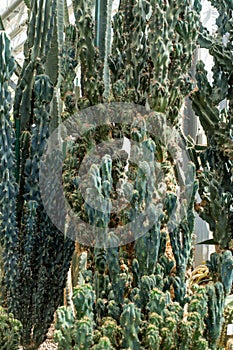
[0,1,75,349]
[0,31,20,317]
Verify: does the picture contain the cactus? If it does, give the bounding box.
[205,282,225,349]
[190,1,233,345]
[191,0,233,249]
[120,302,141,350]
[0,31,19,316]
[91,336,114,350]
[0,2,75,349]
[55,0,231,349]
[218,301,233,349]
[0,306,22,350]
[54,284,95,350]
[1,0,231,349]
[206,251,233,294]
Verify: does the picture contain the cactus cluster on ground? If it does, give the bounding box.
[56,0,232,349]
[0,306,22,350]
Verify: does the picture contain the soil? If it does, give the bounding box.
[19,325,58,350]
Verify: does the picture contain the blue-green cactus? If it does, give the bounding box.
[56,0,221,349]
[120,302,141,350]
[0,2,75,348]
[0,31,19,316]
[55,284,95,350]
[205,282,225,349]
[206,251,233,295]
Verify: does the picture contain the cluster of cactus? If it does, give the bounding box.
[191,0,233,249]
[56,263,227,349]
[54,0,233,349]
[0,1,75,348]
[1,0,233,349]
[0,306,22,350]
[108,0,200,124]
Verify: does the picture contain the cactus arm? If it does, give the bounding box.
[205,282,225,349]
[103,0,113,100]
[95,0,108,59]
[120,302,141,350]
[64,0,70,26]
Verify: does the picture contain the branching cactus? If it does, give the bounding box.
[189,1,233,345]
[191,0,233,249]
[54,284,95,350]
[109,0,200,123]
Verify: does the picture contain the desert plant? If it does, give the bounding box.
[55,0,232,349]
[191,0,233,249]
[0,306,22,350]
[0,0,232,349]
[0,2,75,348]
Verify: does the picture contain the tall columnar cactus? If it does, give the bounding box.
[0,2,75,349]
[0,31,19,315]
[205,282,225,349]
[189,1,233,343]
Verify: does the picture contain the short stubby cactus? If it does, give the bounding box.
[0,306,22,350]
